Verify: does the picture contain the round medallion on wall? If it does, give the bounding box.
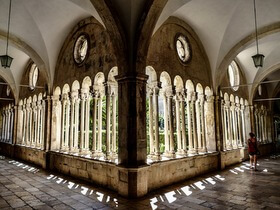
[73,34,89,65]
[175,34,191,63]
[6,86,10,96]
[29,63,39,91]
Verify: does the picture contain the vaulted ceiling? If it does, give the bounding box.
[0,0,279,109]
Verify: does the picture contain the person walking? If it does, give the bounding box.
[248,132,259,171]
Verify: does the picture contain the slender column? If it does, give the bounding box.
[1,111,5,140]
[254,109,259,142]
[181,93,187,154]
[92,94,97,154]
[6,109,10,142]
[73,96,80,152]
[175,93,182,153]
[163,94,169,153]
[36,102,41,148]
[148,89,154,155]
[153,87,160,157]
[39,102,43,148]
[10,107,14,143]
[65,98,70,151]
[221,101,227,150]
[22,106,26,145]
[69,92,75,151]
[27,104,31,146]
[80,90,85,152]
[236,105,242,147]
[112,93,117,155]
[42,97,47,151]
[200,95,207,153]
[33,103,38,147]
[191,94,198,154]
[231,103,237,149]
[226,102,233,150]
[195,96,201,151]
[16,105,23,145]
[167,91,175,156]
[97,94,103,153]
[186,93,193,153]
[241,105,246,147]
[84,92,90,153]
[60,97,66,150]
[105,85,111,157]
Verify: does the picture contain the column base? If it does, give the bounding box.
[176,150,187,157]
[198,147,207,154]
[117,165,148,198]
[148,153,161,161]
[163,151,176,158]
[188,149,198,155]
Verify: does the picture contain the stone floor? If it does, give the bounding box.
[0,155,280,210]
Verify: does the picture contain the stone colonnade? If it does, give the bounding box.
[146,69,216,160]
[51,70,118,159]
[220,93,251,151]
[0,104,14,143]
[16,94,46,149]
[254,105,270,143]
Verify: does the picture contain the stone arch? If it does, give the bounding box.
[205,86,213,96]
[230,94,235,102]
[72,80,80,92]
[146,66,157,84]
[160,71,171,88]
[94,72,105,86]
[82,77,92,90]
[19,100,23,106]
[174,76,184,93]
[235,96,239,104]
[53,86,61,96]
[108,67,118,83]
[245,99,249,106]
[186,80,194,93]
[32,95,37,102]
[38,93,43,101]
[196,83,203,94]
[224,93,229,101]
[240,98,244,105]
[62,84,70,94]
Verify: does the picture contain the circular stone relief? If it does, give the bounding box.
[29,64,39,90]
[176,35,191,63]
[73,34,89,64]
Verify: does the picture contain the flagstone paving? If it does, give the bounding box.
[0,155,279,209]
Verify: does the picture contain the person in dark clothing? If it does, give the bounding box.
[247,132,258,171]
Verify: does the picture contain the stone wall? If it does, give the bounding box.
[147,153,219,191]
[53,16,117,89]
[220,149,242,169]
[147,17,212,88]
[48,152,118,192]
[0,143,46,168]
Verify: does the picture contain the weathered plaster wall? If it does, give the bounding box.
[53,17,117,89]
[147,17,212,88]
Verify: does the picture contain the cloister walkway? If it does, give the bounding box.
[0,155,279,210]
